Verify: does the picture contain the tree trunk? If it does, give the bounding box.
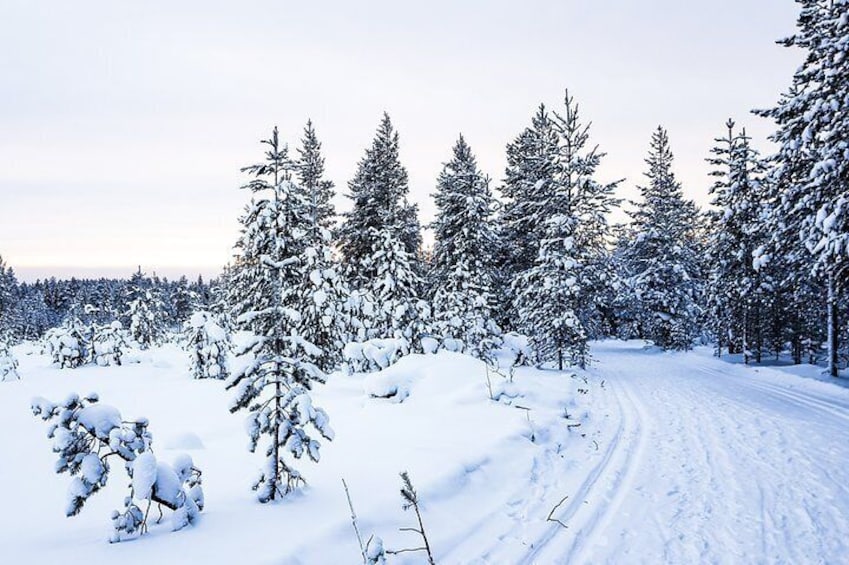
[754,300,763,364]
[716,326,723,358]
[272,378,281,500]
[828,270,839,377]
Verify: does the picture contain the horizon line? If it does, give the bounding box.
[11,265,224,283]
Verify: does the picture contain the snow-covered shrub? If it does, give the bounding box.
[91,321,129,366]
[483,332,532,392]
[31,393,204,542]
[43,321,89,369]
[0,340,19,381]
[113,451,204,540]
[499,332,531,367]
[184,311,229,379]
[343,338,409,374]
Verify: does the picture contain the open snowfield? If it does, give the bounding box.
[2,340,849,564]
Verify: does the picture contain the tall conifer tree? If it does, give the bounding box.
[429,135,500,358]
[227,128,334,502]
[621,127,702,350]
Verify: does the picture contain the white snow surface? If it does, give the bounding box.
[4,340,849,563]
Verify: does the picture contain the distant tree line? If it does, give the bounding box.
[0,260,219,341]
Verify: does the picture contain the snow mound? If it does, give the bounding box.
[363,370,417,402]
[420,336,440,354]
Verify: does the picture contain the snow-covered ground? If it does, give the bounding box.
[2,340,849,563]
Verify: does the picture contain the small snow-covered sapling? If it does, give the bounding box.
[0,340,19,381]
[31,393,204,542]
[43,321,90,369]
[184,310,230,380]
[91,321,129,366]
[386,472,436,564]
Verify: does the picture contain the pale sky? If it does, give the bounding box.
[1,1,803,282]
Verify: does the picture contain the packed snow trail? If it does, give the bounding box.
[527,341,849,564]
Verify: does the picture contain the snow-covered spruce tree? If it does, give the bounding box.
[515,214,587,369]
[753,155,827,365]
[227,127,334,502]
[621,127,702,350]
[340,287,377,344]
[296,119,336,231]
[508,92,620,366]
[550,92,622,340]
[125,269,165,350]
[497,105,561,328]
[338,113,422,287]
[0,256,24,342]
[169,276,195,327]
[0,338,19,381]
[368,224,423,347]
[184,311,230,379]
[127,289,164,350]
[296,234,349,373]
[16,285,52,340]
[498,94,621,336]
[755,1,849,376]
[91,321,129,366]
[398,200,424,276]
[208,266,234,330]
[608,226,644,339]
[428,135,500,358]
[31,393,203,541]
[499,105,561,282]
[340,225,429,374]
[705,120,772,362]
[294,120,349,372]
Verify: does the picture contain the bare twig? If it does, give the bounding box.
[342,478,367,563]
[387,546,429,556]
[546,495,570,529]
